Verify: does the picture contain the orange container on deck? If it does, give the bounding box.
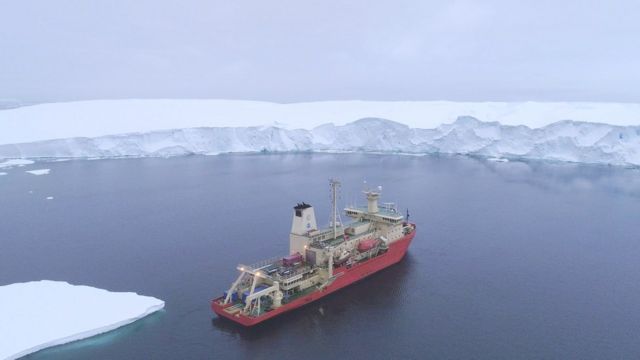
[357,238,378,252]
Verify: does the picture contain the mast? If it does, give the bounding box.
[329,178,341,240]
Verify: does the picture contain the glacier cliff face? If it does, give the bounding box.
[1,117,638,166]
[3,99,640,145]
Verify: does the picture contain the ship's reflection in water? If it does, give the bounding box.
[3,153,640,359]
[211,254,415,340]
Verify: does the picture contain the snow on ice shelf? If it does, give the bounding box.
[1,116,639,166]
[1,100,639,166]
[1,99,640,145]
[0,280,164,360]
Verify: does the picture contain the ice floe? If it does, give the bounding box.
[0,280,164,360]
[0,159,34,169]
[25,168,50,175]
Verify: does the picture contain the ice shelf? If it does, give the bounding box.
[0,100,639,166]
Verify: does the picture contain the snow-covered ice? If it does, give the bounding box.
[0,100,639,166]
[0,159,34,169]
[1,99,640,145]
[0,172,6,176]
[25,168,50,175]
[0,116,638,166]
[46,196,54,200]
[0,280,164,360]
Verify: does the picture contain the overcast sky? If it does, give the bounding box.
[1,0,639,103]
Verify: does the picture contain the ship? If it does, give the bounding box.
[211,179,416,326]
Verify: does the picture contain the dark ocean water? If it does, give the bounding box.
[1,154,640,359]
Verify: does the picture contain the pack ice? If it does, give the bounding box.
[0,280,164,360]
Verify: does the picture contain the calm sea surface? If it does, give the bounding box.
[2,154,640,359]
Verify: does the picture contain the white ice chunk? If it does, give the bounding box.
[0,280,164,360]
[46,196,54,200]
[25,168,50,175]
[0,159,34,169]
[0,172,6,176]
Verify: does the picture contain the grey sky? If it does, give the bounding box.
[1,0,639,103]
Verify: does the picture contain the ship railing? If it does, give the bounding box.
[379,202,398,213]
[344,228,376,238]
[273,265,312,281]
[347,204,401,217]
[240,256,283,273]
[347,202,397,211]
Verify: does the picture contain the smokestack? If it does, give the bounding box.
[291,202,317,235]
[366,191,380,213]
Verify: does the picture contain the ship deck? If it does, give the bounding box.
[221,302,244,315]
[240,257,312,283]
[309,234,347,248]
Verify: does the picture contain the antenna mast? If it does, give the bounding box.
[329,179,342,240]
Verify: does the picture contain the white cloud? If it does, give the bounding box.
[0,0,638,103]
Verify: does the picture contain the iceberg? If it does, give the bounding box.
[0,280,164,360]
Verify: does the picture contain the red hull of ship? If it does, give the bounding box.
[211,228,415,326]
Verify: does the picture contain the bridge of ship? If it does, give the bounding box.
[344,204,404,224]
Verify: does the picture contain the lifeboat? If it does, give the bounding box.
[357,238,379,252]
[333,250,350,266]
